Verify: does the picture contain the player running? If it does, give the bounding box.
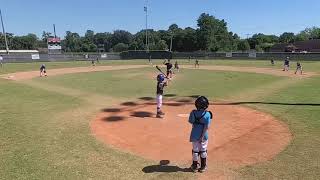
[40,64,47,77]
[156,74,168,118]
[163,59,173,79]
[189,96,212,173]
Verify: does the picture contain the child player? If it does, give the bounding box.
[195,59,200,68]
[189,96,212,173]
[174,60,180,72]
[295,61,303,75]
[40,64,47,77]
[156,74,168,118]
[163,59,173,79]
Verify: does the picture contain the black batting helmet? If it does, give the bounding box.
[195,96,209,110]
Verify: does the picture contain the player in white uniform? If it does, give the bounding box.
[0,55,3,68]
[156,74,168,118]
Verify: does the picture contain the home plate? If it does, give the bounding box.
[177,114,189,118]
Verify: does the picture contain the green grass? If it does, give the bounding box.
[237,77,320,179]
[32,67,282,100]
[1,59,320,75]
[0,60,320,179]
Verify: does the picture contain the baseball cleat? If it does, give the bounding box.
[190,161,199,172]
[198,158,207,173]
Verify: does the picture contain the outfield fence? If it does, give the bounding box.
[0,53,120,63]
[1,51,320,62]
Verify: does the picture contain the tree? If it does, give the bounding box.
[237,40,250,52]
[196,13,234,52]
[279,32,295,43]
[41,31,52,42]
[85,30,95,42]
[156,40,168,50]
[111,30,133,47]
[113,43,128,52]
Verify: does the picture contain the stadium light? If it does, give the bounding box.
[144,0,149,51]
[0,9,9,54]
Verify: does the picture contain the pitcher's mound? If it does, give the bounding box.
[91,100,291,168]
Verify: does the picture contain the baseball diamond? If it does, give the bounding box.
[1,59,320,179]
[1,1,320,179]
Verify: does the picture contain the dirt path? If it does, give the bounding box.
[91,100,292,180]
[1,65,148,81]
[1,65,317,82]
[183,65,317,78]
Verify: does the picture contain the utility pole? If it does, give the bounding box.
[170,33,173,52]
[53,24,57,38]
[0,9,9,54]
[144,0,149,51]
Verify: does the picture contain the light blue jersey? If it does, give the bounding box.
[189,110,211,142]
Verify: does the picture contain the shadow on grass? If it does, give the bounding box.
[139,97,155,101]
[102,108,121,113]
[214,102,320,106]
[142,164,191,173]
[164,94,177,97]
[188,95,200,99]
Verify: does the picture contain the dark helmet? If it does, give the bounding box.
[157,74,165,82]
[195,96,209,110]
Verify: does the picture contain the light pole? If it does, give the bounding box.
[144,0,149,52]
[0,9,9,54]
[170,33,173,52]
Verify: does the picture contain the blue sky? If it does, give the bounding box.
[1,0,320,38]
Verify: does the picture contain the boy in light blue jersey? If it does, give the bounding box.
[188,96,212,173]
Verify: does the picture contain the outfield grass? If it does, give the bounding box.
[1,59,320,75]
[0,60,319,179]
[31,68,283,101]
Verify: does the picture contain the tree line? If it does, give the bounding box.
[1,13,320,53]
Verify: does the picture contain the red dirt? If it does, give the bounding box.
[183,65,317,78]
[91,100,292,179]
[1,65,147,81]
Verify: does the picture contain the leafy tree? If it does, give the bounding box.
[156,40,168,50]
[237,40,250,52]
[196,13,234,52]
[113,43,128,52]
[111,30,133,47]
[279,32,295,43]
[41,31,52,42]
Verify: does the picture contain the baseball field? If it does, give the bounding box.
[0,59,320,179]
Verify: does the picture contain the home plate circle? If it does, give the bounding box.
[177,114,189,118]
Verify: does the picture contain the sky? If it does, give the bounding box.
[1,0,320,39]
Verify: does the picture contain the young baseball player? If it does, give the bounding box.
[40,64,47,77]
[174,60,180,72]
[0,55,3,68]
[295,61,303,75]
[283,57,290,71]
[156,74,168,118]
[163,59,173,79]
[189,96,212,173]
[195,59,200,68]
[271,59,275,66]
